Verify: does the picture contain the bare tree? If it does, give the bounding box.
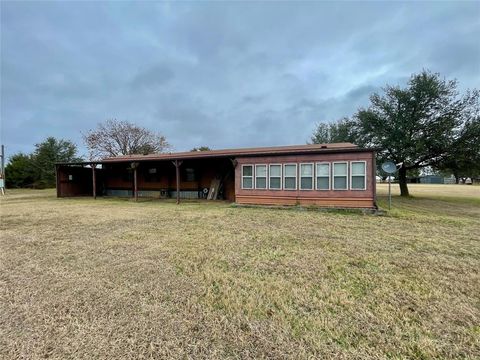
[83,119,170,159]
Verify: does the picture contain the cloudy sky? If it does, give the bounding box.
[1,1,479,158]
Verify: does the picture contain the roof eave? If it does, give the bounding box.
[99,147,377,164]
[56,147,379,166]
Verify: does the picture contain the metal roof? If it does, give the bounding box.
[56,143,375,165]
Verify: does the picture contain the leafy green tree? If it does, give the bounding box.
[355,70,478,196]
[5,137,81,189]
[434,116,480,183]
[5,153,36,188]
[190,146,211,152]
[310,118,360,144]
[32,137,81,187]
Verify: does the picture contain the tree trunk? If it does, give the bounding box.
[398,166,409,197]
[453,171,460,184]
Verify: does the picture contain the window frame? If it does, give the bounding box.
[299,163,314,190]
[268,164,282,190]
[255,164,268,189]
[332,161,348,191]
[283,163,298,191]
[315,162,331,191]
[350,161,367,191]
[241,164,254,190]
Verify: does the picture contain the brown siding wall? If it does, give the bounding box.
[235,152,376,208]
[57,166,97,197]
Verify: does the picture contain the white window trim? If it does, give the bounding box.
[299,163,314,190]
[241,164,254,190]
[350,161,367,191]
[283,163,297,191]
[268,164,282,190]
[332,161,348,191]
[255,164,268,189]
[315,162,331,191]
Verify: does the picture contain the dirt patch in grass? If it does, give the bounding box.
[1,186,479,359]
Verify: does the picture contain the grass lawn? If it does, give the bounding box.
[1,184,479,359]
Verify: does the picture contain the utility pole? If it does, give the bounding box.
[0,145,5,195]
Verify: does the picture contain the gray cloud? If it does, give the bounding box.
[1,1,479,159]
[130,64,174,89]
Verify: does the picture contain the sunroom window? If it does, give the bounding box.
[283,164,297,190]
[316,163,330,190]
[255,165,267,189]
[300,163,313,190]
[333,162,348,190]
[269,164,282,189]
[242,165,253,189]
[351,162,366,190]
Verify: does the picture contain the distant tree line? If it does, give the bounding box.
[6,137,81,188]
[311,70,480,196]
[6,120,171,189]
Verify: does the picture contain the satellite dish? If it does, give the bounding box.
[381,161,397,174]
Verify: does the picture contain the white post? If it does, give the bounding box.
[388,176,392,210]
[0,145,5,195]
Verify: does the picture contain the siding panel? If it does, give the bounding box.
[235,152,376,208]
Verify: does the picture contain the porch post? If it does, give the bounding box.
[56,164,60,198]
[175,160,180,204]
[92,163,97,199]
[173,160,183,204]
[133,163,138,201]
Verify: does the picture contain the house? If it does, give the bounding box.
[408,174,445,184]
[419,175,445,184]
[55,143,377,208]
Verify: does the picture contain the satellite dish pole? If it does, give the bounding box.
[381,161,398,210]
[0,145,5,195]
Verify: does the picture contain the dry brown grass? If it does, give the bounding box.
[377,183,480,200]
[1,185,479,359]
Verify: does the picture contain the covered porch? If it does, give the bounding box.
[56,157,236,203]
